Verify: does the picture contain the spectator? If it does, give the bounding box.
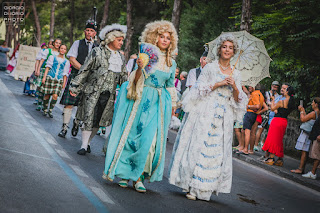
[174,67,181,94]
[302,115,320,179]
[186,50,208,88]
[249,84,268,153]
[180,71,188,94]
[263,85,296,166]
[265,81,280,106]
[291,97,320,174]
[260,83,288,161]
[238,84,263,155]
[126,54,137,74]
[0,41,10,71]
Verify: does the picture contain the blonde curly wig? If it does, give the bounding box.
[140,20,178,67]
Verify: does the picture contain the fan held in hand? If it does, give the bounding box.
[138,42,161,78]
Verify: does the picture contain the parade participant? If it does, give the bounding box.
[0,41,9,71]
[168,34,247,201]
[6,44,20,73]
[35,39,61,111]
[291,97,320,174]
[41,44,70,118]
[263,85,295,166]
[185,51,208,88]
[69,23,128,155]
[103,20,178,193]
[58,21,98,138]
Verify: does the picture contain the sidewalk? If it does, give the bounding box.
[168,129,320,192]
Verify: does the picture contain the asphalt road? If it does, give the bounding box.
[1,71,319,213]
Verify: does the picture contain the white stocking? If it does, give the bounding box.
[63,107,73,125]
[81,130,91,150]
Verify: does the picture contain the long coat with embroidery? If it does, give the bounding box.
[69,46,127,130]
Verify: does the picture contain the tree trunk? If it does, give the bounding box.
[100,0,110,30]
[124,0,134,61]
[31,0,41,47]
[240,0,251,32]
[69,0,75,45]
[49,0,56,40]
[171,0,182,33]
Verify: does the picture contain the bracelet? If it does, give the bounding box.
[300,111,305,114]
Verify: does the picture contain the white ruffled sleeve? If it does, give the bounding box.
[181,63,216,112]
[230,70,248,122]
[45,55,54,68]
[126,68,145,101]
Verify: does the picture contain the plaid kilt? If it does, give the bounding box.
[59,75,81,106]
[39,77,63,95]
[31,68,46,87]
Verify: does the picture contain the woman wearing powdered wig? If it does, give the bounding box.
[169,34,247,201]
[103,20,178,193]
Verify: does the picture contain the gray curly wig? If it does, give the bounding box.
[216,33,238,56]
[100,31,126,46]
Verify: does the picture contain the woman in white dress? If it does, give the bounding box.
[168,34,247,201]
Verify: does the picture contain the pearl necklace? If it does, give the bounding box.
[219,62,230,71]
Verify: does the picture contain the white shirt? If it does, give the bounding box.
[186,66,202,87]
[67,39,94,58]
[107,46,123,73]
[126,58,136,73]
[175,78,181,92]
[45,55,70,77]
[41,49,59,60]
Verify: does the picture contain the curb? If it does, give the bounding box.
[232,152,320,192]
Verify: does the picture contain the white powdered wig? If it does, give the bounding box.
[99,24,127,40]
[216,33,238,56]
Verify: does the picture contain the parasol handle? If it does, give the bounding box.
[230,50,243,76]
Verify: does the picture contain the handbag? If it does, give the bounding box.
[300,111,318,133]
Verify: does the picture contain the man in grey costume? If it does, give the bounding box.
[69,24,128,155]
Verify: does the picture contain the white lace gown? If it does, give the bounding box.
[168,60,247,201]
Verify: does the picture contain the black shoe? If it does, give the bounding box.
[58,129,67,138]
[71,119,79,137]
[102,129,106,134]
[48,111,53,118]
[77,148,86,155]
[87,145,91,153]
[43,111,48,116]
[58,124,68,138]
[36,107,41,111]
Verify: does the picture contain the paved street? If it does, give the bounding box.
[1,71,319,213]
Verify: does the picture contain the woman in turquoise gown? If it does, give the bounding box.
[103,20,178,193]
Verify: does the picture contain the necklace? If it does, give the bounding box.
[219,62,230,71]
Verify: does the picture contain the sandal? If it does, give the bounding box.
[118,179,129,188]
[133,175,146,193]
[264,157,275,165]
[290,168,304,174]
[274,159,284,167]
[133,181,146,193]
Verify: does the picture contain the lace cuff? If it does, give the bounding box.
[198,84,212,97]
[166,87,177,108]
[127,69,144,100]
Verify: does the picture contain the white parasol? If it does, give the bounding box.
[206,30,272,87]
